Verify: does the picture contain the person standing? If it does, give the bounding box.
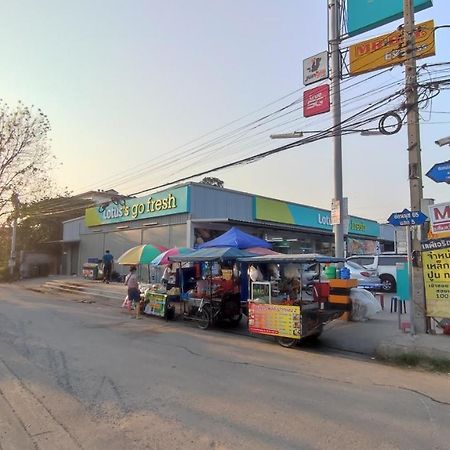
[125,266,142,319]
[102,250,114,283]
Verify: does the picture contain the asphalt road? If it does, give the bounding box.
[1,283,449,450]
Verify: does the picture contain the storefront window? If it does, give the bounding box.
[169,224,187,247]
[143,226,170,248]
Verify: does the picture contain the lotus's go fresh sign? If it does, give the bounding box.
[85,186,190,227]
[254,197,379,237]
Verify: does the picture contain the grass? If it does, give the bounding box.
[379,352,450,373]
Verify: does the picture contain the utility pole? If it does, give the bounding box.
[328,0,345,258]
[403,0,426,333]
[9,192,20,277]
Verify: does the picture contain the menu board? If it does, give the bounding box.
[422,238,450,318]
[144,292,167,317]
[248,303,301,339]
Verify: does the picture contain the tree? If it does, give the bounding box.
[200,177,224,188]
[0,101,56,219]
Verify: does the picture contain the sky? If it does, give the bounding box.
[1,0,449,223]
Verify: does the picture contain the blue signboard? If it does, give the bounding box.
[347,0,433,37]
[426,161,450,184]
[387,209,428,227]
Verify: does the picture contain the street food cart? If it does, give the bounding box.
[169,247,255,329]
[238,254,355,347]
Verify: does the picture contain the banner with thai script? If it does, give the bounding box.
[248,303,301,339]
[144,292,167,317]
[421,238,450,318]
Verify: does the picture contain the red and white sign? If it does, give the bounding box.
[303,84,330,117]
[429,201,450,235]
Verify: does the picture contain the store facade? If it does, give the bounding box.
[62,183,382,277]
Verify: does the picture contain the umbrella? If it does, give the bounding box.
[246,247,280,255]
[169,246,257,263]
[197,226,272,249]
[117,244,168,265]
[150,247,193,265]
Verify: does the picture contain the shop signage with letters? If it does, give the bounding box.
[349,20,435,76]
[303,51,329,86]
[421,238,450,318]
[428,201,450,235]
[85,186,190,227]
[303,84,330,117]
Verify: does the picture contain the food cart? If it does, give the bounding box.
[238,254,356,347]
[169,247,255,329]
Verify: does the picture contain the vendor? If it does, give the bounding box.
[161,265,173,287]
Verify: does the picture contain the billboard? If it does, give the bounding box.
[349,20,435,76]
[347,0,433,37]
[428,201,450,235]
[303,51,329,86]
[303,84,330,117]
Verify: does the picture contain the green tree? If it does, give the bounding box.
[200,177,224,188]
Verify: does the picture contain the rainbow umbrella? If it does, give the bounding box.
[117,244,168,265]
[151,247,193,265]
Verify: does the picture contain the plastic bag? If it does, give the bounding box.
[121,295,132,310]
[349,288,381,321]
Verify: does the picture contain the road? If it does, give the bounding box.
[0,283,449,450]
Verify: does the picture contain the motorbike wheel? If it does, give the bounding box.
[196,305,211,330]
[276,337,298,348]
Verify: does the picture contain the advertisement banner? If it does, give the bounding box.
[303,84,330,117]
[144,292,167,317]
[85,186,190,227]
[421,238,450,318]
[347,0,433,37]
[303,51,329,86]
[248,303,301,339]
[428,201,450,235]
[349,20,435,76]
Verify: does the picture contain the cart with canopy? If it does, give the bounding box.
[238,254,356,347]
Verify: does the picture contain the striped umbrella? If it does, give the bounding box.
[151,247,193,265]
[117,244,168,265]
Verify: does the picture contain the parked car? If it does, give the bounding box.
[344,260,382,291]
[346,254,407,292]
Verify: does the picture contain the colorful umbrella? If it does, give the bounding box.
[117,244,168,265]
[150,247,193,265]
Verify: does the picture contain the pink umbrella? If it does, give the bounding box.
[150,247,193,265]
[247,247,281,255]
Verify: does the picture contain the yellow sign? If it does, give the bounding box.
[422,239,450,318]
[349,20,435,76]
[248,303,301,339]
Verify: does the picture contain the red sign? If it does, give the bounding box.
[303,84,330,117]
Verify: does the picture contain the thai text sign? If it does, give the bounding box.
[428,201,450,235]
[303,84,330,117]
[248,303,301,339]
[144,292,167,317]
[347,0,433,37]
[421,238,450,318]
[349,20,435,76]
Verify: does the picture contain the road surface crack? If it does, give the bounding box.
[373,383,450,406]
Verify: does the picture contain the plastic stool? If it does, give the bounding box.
[374,293,384,310]
[390,296,407,314]
[401,321,411,333]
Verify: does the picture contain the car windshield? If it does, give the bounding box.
[346,260,365,270]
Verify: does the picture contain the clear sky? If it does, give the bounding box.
[1,0,449,222]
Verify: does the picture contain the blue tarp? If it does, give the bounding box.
[169,246,256,262]
[197,227,271,249]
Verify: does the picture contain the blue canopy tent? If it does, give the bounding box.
[197,227,271,249]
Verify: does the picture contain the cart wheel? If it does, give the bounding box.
[197,305,211,330]
[276,337,298,348]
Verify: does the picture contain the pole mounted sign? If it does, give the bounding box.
[387,208,428,226]
[426,160,450,184]
[303,51,329,86]
[303,84,330,117]
[428,202,450,235]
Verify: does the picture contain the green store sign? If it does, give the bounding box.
[85,186,190,227]
[254,196,379,237]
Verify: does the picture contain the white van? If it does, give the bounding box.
[346,254,407,292]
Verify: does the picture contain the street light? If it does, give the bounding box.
[435,136,450,147]
[270,132,304,139]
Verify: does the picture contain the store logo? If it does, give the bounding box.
[317,213,332,226]
[349,221,366,232]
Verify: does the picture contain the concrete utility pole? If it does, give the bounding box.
[328,0,345,258]
[403,0,426,333]
[9,192,20,277]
